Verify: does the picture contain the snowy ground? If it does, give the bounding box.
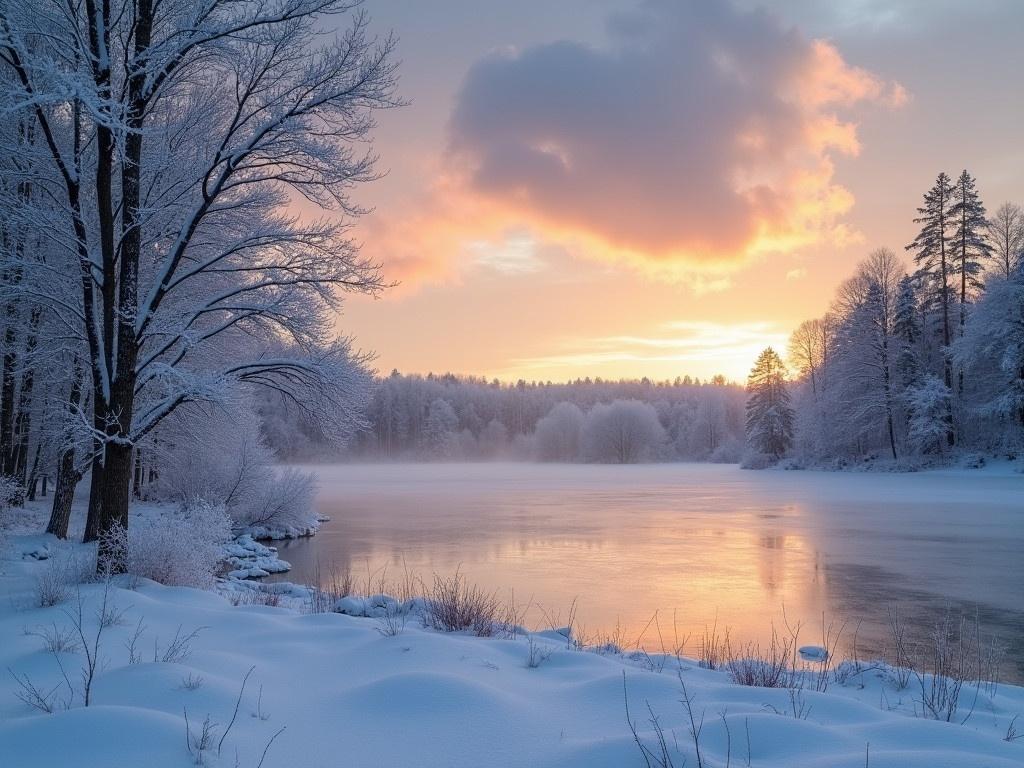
[2,513,1023,766]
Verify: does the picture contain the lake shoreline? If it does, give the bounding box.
[3,524,1023,767]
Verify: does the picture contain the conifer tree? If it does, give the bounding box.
[745,348,794,459]
[893,275,923,390]
[906,172,956,445]
[948,170,992,393]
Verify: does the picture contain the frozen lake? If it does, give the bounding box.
[273,462,1024,681]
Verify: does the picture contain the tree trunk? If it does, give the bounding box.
[959,224,967,398]
[47,364,84,538]
[132,448,143,499]
[0,302,18,474]
[11,306,40,484]
[46,456,80,539]
[26,441,41,501]
[95,439,133,570]
[938,200,955,447]
[83,431,105,541]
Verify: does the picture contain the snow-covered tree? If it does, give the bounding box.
[422,398,460,458]
[893,275,923,390]
[906,172,956,445]
[533,402,584,461]
[478,419,510,458]
[0,0,398,565]
[947,170,991,393]
[348,374,745,462]
[828,250,904,459]
[904,375,953,456]
[581,400,666,464]
[745,348,793,460]
[953,270,1024,445]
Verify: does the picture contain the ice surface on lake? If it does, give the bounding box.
[275,462,1024,680]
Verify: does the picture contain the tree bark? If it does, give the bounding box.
[26,441,41,501]
[11,306,41,484]
[46,458,80,539]
[0,294,18,474]
[47,365,83,538]
[87,0,150,572]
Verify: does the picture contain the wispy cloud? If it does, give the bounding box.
[468,233,547,274]
[505,321,789,382]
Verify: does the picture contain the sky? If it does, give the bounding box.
[330,0,1024,384]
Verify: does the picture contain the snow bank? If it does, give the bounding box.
[2,537,1022,768]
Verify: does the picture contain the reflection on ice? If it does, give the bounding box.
[270,462,1024,681]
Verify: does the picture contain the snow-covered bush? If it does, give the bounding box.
[740,450,773,470]
[0,475,20,549]
[150,401,318,538]
[424,570,500,636]
[0,475,22,506]
[119,502,232,589]
[33,550,92,607]
[708,437,743,463]
[532,402,584,461]
[581,400,666,463]
[232,467,317,539]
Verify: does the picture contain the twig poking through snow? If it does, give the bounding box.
[218,665,256,757]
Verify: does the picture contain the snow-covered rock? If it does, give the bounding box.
[20,542,51,560]
[222,534,291,580]
[798,645,829,662]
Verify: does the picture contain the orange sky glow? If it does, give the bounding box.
[324,0,1023,384]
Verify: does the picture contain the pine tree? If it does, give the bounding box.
[893,275,922,390]
[745,348,794,459]
[948,170,992,394]
[906,172,956,445]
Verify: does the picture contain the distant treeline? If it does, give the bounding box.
[262,373,746,463]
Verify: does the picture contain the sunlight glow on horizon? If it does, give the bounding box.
[491,321,790,385]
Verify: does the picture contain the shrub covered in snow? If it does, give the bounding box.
[740,450,774,470]
[103,502,232,589]
[32,549,92,607]
[708,437,744,463]
[0,475,23,510]
[150,401,318,538]
[233,466,317,539]
[424,571,501,636]
[0,475,24,540]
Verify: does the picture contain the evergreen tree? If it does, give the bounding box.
[904,375,953,455]
[906,172,956,445]
[948,170,992,393]
[893,275,923,389]
[745,348,794,459]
